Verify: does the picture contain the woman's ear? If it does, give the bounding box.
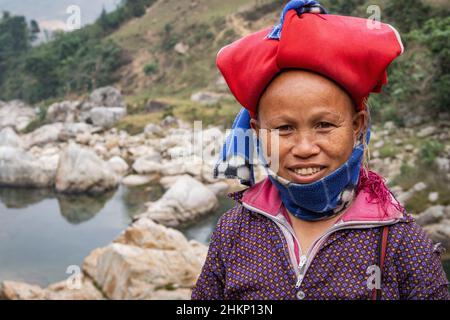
[250,118,260,138]
[352,110,367,139]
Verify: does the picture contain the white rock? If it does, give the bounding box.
[55,142,119,194]
[0,100,37,132]
[121,174,158,187]
[435,157,450,172]
[423,220,450,249]
[428,192,439,202]
[0,127,23,148]
[0,146,56,187]
[46,101,80,123]
[22,123,64,149]
[206,181,230,196]
[413,182,427,192]
[415,205,445,226]
[174,42,189,55]
[417,126,436,138]
[138,175,218,227]
[132,153,162,175]
[107,156,129,176]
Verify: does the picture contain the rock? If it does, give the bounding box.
[86,86,125,109]
[55,143,119,194]
[445,206,450,219]
[372,150,380,158]
[144,123,163,137]
[22,123,64,149]
[417,126,436,138]
[0,277,104,300]
[424,219,450,249]
[0,281,45,300]
[428,192,439,202]
[384,121,396,131]
[413,182,427,192]
[0,100,37,132]
[404,144,414,152]
[132,152,162,175]
[80,87,127,128]
[114,218,191,251]
[88,242,203,299]
[85,107,127,129]
[121,174,158,187]
[46,101,80,123]
[159,175,185,189]
[107,156,129,176]
[161,116,178,127]
[44,277,104,300]
[75,132,92,145]
[374,140,384,149]
[415,205,445,226]
[83,218,207,300]
[58,122,96,142]
[0,146,57,187]
[174,42,189,55]
[190,91,222,105]
[0,127,23,148]
[435,157,450,173]
[138,175,218,227]
[206,181,230,196]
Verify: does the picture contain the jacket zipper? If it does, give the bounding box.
[241,202,399,289]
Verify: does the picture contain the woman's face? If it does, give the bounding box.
[250,70,367,184]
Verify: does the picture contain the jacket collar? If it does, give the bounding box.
[239,177,406,223]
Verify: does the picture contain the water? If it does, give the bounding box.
[0,185,449,290]
[0,184,234,287]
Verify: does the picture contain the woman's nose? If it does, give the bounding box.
[289,132,321,158]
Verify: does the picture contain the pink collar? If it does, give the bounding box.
[241,177,404,223]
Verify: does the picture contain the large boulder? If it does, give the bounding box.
[137,175,218,227]
[0,100,37,132]
[0,146,57,187]
[46,101,80,123]
[83,218,207,300]
[80,87,127,129]
[55,143,119,194]
[423,219,450,250]
[0,127,23,148]
[22,123,64,149]
[0,276,104,300]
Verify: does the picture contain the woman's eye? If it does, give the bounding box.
[317,122,334,129]
[275,125,294,133]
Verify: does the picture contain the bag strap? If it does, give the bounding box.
[372,226,389,300]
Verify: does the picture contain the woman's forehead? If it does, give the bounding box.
[258,71,354,119]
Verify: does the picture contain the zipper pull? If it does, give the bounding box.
[299,255,307,270]
[295,255,307,289]
[295,275,303,288]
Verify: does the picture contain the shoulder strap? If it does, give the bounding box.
[372,226,389,300]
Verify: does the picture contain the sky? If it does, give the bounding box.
[0,0,121,31]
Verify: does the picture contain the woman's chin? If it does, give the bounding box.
[285,167,328,184]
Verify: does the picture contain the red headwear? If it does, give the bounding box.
[216,9,404,118]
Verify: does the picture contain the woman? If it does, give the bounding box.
[191,1,449,300]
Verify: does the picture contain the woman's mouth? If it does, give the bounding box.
[287,166,326,184]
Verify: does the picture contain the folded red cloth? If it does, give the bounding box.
[217,10,404,117]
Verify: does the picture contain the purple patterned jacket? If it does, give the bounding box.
[191,177,450,300]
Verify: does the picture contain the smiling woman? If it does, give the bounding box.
[192,1,450,300]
